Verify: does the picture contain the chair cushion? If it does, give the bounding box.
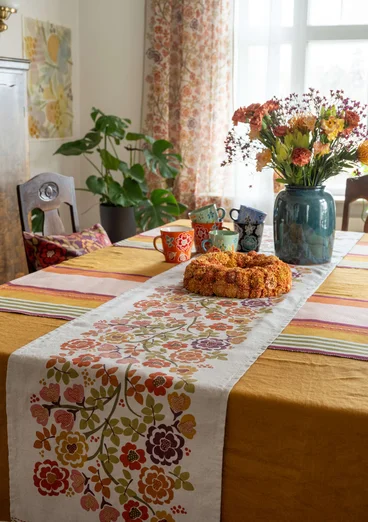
[23,223,112,271]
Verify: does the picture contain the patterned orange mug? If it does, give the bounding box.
[192,222,230,253]
[153,226,194,263]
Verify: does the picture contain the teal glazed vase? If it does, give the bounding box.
[274,186,336,265]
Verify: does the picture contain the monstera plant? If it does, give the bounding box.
[54,108,186,241]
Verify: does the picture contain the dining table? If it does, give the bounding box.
[0,219,367,522]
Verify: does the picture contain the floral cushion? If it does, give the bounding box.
[23,223,112,271]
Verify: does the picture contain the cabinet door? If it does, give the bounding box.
[0,61,29,283]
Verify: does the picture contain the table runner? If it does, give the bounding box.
[7,233,360,522]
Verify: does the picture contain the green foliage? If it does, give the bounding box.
[31,208,44,233]
[54,107,186,230]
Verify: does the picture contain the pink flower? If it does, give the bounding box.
[291,147,312,167]
[64,384,84,404]
[232,103,261,125]
[54,410,74,431]
[142,359,170,368]
[40,383,60,403]
[30,404,49,426]
[71,469,85,493]
[99,506,120,522]
[81,493,99,512]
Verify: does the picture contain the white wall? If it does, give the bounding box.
[78,0,146,228]
[0,0,81,200]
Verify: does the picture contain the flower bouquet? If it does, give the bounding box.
[223,89,368,264]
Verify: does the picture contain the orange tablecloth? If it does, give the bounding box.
[1,224,368,521]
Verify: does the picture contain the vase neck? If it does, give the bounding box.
[285,185,325,192]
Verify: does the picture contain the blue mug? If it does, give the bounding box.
[230,205,267,224]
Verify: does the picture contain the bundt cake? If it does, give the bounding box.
[183,250,292,298]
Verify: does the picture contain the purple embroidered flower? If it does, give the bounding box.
[192,338,230,351]
[242,298,274,309]
[146,424,184,466]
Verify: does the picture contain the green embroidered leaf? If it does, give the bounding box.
[100,386,107,398]
[180,472,190,481]
[153,403,163,413]
[68,369,78,379]
[87,419,95,430]
[141,407,151,416]
[121,417,131,427]
[123,469,131,480]
[62,362,71,372]
[155,414,165,421]
[79,419,87,430]
[110,418,119,427]
[90,388,100,399]
[184,383,195,394]
[124,428,133,436]
[110,455,119,464]
[107,446,118,454]
[143,416,153,424]
[104,461,113,474]
[127,489,136,497]
[174,479,181,490]
[103,429,112,437]
[47,369,55,379]
[114,427,124,435]
[85,396,95,406]
[62,373,70,385]
[117,479,128,487]
[111,435,120,446]
[183,481,194,491]
[138,423,147,433]
[80,409,89,419]
[174,380,184,390]
[91,414,100,423]
[131,432,139,443]
[96,400,104,410]
[131,418,139,430]
[107,385,115,397]
[119,493,128,505]
[99,454,108,462]
[173,466,182,475]
[146,394,154,408]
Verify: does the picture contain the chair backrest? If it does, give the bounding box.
[342,175,368,233]
[17,172,80,235]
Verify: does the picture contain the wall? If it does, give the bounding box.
[0,0,81,214]
[78,0,146,228]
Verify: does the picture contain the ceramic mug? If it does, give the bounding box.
[153,226,194,263]
[230,205,267,224]
[189,204,226,224]
[202,230,239,252]
[192,222,230,253]
[234,221,264,252]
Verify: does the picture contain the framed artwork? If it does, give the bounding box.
[23,17,73,139]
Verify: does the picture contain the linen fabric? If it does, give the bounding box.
[6,233,359,522]
[23,223,112,270]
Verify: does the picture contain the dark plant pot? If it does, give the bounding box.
[274,185,335,265]
[100,205,137,243]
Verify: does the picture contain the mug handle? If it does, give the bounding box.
[230,208,239,221]
[222,226,230,231]
[201,239,211,252]
[153,236,164,254]
[217,207,226,221]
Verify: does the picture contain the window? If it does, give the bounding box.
[234,0,368,196]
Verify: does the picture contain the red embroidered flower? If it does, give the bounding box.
[54,410,74,431]
[145,373,173,396]
[80,492,99,511]
[122,500,149,522]
[33,460,69,496]
[100,506,120,522]
[142,359,170,369]
[120,442,146,471]
[61,338,100,354]
[64,384,84,404]
[39,383,60,403]
[72,353,101,367]
[30,404,49,426]
[162,341,188,351]
[175,232,192,252]
[38,243,68,267]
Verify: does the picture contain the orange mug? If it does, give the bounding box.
[192,222,230,253]
[153,226,194,263]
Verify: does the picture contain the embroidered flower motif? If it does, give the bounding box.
[168,392,191,414]
[163,341,188,351]
[71,469,85,493]
[145,373,173,396]
[192,337,230,351]
[39,383,60,403]
[64,384,84,404]
[120,443,146,471]
[138,465,175,505]
[80,492,99,511]
[122,500,149,522]
[33,460,69,496]
[54,410,74,431]
[61,338,100,354]
[72,353,101,367]
[175,232,192,251]
[171,350,205,363]
[169,365,197,378]
[100,332,133,344]
[146,424,184,465]
[100,506,120,522]
[177,414,197,439]
[142,358,171,369]
[30,404,49,426]
[151,511,176,522]
[55,431,88,468]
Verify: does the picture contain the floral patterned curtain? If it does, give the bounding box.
[142,0,233,211]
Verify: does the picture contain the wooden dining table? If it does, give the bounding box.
[0,220,368,522]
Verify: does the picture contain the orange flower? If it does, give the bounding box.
[172,350,205,364]
[345,110,360,129]
[232,103,261,125]
[55,431,88,468]
[313,142,330,156]
[291,147,312,167]
[289,113,316,133]
[273,125,289,137]
[256,149,272,172]
[357,140,368,165]
[168,392,191,413]
[177,414,197,439]
[138,466,174,505]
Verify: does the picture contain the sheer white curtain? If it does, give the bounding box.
[226,0,368,219]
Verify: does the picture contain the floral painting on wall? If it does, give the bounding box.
[23,17,73,139]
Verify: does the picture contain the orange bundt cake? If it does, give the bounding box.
[183,250,292,298]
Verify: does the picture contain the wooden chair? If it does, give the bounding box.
[342,175,368,233]
[17,172,80,235]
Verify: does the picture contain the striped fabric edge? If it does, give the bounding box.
[270,333,368,360]
[114,239,155,250]
[0,296,93,320]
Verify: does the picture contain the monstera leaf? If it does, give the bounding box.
[136,189,187,230]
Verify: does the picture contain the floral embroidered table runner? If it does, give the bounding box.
[7,233,360,522]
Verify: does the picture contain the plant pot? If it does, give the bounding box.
[100,205,137,243]
[274,185,335,265]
